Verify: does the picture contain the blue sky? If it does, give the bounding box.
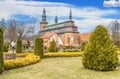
[0,0,120,33]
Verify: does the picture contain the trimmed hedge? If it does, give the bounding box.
[16,40,22,53]
[4,53,40,70]
[0,27,4,74]
[44,52,83,57]
[34,38,43,58]
[82,25,119,71]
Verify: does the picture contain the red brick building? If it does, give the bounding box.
[39,8,90,48]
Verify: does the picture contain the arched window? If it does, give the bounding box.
[67,37,70,44]
[74,37,76,44]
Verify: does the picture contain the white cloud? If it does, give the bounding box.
[0,0,119,33]
[103,0,120,7]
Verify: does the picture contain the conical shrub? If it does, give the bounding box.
[48,40,58,52]
[0,27,4,74]
[34,38,43,58]
[16,40,22,53]
[82,25,119,71]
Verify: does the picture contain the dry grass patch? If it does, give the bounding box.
[0,57,120,79]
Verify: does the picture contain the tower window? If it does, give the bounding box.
[74,37,76,44]
[67,37,70,44]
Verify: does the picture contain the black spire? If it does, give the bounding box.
[42,8,47,22]
[69,9,72,21]
[55,16,58,23]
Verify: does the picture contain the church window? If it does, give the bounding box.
[67,37,70,44]
[74,37,76,44]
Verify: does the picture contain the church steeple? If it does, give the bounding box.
[40,8,48,31]
[42,8,47,22]
[55,15,58,23]
[69,9,72,21]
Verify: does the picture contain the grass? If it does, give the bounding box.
[0,57,120,79]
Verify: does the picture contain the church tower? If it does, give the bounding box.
[40,8,48,31]
[55,15,58,23]
[69,9,72,21]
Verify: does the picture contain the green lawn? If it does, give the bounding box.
[0,57,120,79]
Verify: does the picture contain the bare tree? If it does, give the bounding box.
[7,19,17,42]
[3,19,35,42]
[16,23,35,40]
[108,20,120,45]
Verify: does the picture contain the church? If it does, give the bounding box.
[39,8,90,48]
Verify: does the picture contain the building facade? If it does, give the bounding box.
[39,8,90,48]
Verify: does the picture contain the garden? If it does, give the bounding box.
[0,25,120,79]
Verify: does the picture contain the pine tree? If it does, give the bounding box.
[82,25,119,71]
[16,40,22,53]
[27,40,30,48]
[48,40,58,52]
[80,42,87,51]
[34,38,43,58]
[0,27,4,74]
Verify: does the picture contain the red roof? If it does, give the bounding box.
[42,32,56,42]
[80,33,91,42]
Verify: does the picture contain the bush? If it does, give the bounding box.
[16,40,22,53]
[80,42,87,51]
[3,43,9,52]
[26,40,30,48]
[4,53,40,70]
[0,27,4,74]
[34,38,43,58]
[44,52,83,57]
[115,45,120,51]
[62,46,80,52]
[48,40,58,52]
[82,25,119,71]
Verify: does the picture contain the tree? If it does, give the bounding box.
[0,27,4,74]
[82,25,119,71]
[3,43,9,52]
[48,40,58,52]
[80,42,87,51]
[7,19,17,42]
[34,38,43,58]
[27,40,30,48]
[3,19,35,42]
[16,23,35,40]
[108,20,120,45]
[16,40,22,53]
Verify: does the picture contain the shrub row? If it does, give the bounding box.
[44,52,83,57]
[63,49,80,52]
[4,53,40,70]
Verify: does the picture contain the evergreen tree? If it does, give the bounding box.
[16,40,22,53]
[34,38,43,58]
[82,25,119,71]
[80,42,87,51]
[27,40,30,48]
[0,27,4,74]
[48,40,58,52]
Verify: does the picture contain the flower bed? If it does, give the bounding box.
[44,52,83,57]
[4,53,40,70]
